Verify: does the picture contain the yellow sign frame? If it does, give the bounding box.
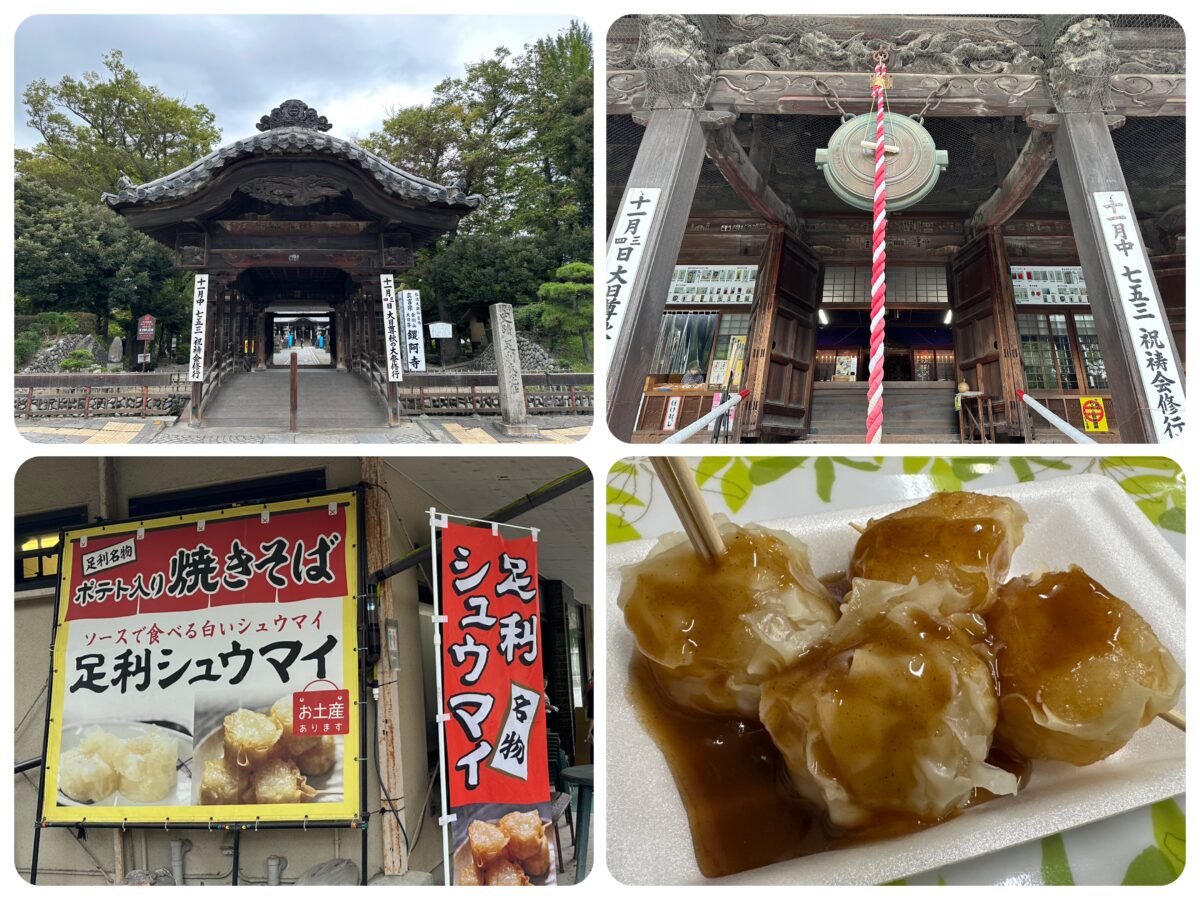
[1079,396,1109,433]
[41,491,361,826]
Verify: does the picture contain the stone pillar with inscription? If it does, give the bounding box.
[490,302,538,437]
[1047,17,1184,442]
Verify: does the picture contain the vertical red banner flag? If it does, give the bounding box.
[440,522,549,807]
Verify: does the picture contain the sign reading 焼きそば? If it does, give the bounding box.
[42,492,361,825]
[1092,191,1186,441]
[605,187,661,363]
[400,290,426,372]
[187,274,209,382]
[439,521,549,808]
[380,274,403,382]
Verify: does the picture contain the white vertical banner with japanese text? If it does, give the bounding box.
[187,274,209,382]
[42,493,361,825]
[438,521,549,808]
[604,187,661,364]
[1092,191,1186,440]
[380,274,403,382]
[400,290,427,372]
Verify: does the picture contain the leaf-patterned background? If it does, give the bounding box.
[606,455,1185,884]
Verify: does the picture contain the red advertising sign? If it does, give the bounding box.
[440,522,549,807]
[294,680,350,736]
[43,493,362,826]
[65,504,349,621]
[137,314,156,341]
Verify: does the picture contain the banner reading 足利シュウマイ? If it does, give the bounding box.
[42,493,361,825]
[441,522,549,808]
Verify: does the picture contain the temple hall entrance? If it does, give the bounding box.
[271,312,334,367]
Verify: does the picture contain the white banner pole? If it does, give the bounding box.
[428,508,453,885]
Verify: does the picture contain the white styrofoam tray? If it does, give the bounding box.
[606,475,1186,885]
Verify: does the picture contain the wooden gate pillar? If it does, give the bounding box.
[605,107,708,441]
[1047,20,1182,442]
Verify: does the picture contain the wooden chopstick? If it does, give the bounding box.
[1159,708,1186,732]
[650,457,726,564]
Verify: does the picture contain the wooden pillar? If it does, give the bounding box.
[1053,114,1177,443]
[362,458,408,875]
[605,107,707,441]
[255,311,267,369]
[985,227,1033,442]
[734,228,783,441]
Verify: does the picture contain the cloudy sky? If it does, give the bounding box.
[14,14,578,148]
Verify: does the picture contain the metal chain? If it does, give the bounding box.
[912,80,952,125]
[813,78,853,123]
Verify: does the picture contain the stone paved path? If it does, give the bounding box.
[272,346,331,366]
[18,415,592,445]
[200,369,388,429]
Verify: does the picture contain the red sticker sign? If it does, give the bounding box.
[293,680,350,736]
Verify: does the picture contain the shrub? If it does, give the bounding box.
[59,348,97,372]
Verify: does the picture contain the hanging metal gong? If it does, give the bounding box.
[815,112,948,212]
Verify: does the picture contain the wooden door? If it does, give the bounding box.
[947,228,1028,439]
[738,228,822,441]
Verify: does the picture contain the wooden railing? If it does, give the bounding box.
[15,372,189,419]
[195,351,253,422]
[351,351,594,421]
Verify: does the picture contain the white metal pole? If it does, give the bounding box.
[428,508,453,885]
[1017,390,1098,444]
[661,390,748,444]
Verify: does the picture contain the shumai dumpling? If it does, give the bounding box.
[113,732,178,802]
[620,519,837,717]
[987,566,1184,766]
[199,756,248,805]
[484,858,530,886]
[252,758,316,804]
[760,579,1019,829]
[467,820,509,868]
[271,695,320,756]
[850,491,1027,612]
[79,727,123,767]
[456,862,485,886]
[498,810,545,861]
[59,747,118,802]
[224,709,282,768]
[294,736,337,777]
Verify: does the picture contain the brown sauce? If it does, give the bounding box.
[851,517,1007,608]
[629,653,1031,878]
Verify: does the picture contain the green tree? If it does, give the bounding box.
[521,262,594,364]
[14,176,182,341]
[363,21,594,363]
[17,49,220,202]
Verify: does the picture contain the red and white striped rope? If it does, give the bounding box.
[866,55,888,444]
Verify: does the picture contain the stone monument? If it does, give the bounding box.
[489,303,539,437]
[108,336,124,368]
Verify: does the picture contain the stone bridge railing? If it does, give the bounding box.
[351,351,593,420]
[14,372,189,419]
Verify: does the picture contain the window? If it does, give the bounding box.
[913,349,956,382]
[16,507,88,590]
[713,313,751,361]
[822,266,949,305]
[1074,314,1109,390]
[651,312,719,375]
[1018,313,1079,390]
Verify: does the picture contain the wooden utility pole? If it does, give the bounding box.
[363,458,408,875]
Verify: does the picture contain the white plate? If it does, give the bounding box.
[606,475,1186,885]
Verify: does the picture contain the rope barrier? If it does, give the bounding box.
[866,52,889,444]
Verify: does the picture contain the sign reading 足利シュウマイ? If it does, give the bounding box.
[441,523,549,808]
[42,493,361,825]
